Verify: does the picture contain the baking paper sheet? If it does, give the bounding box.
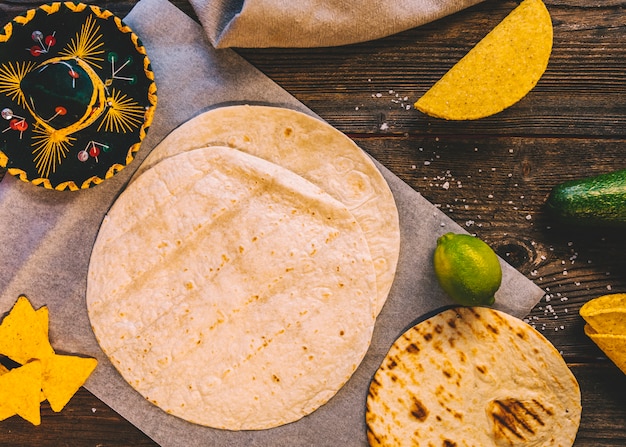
[0,0,544,445]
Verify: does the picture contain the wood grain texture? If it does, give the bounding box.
[1,0,625,445]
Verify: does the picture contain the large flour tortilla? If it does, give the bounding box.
[366,307,581,446]
[87,146,378,430]
[133,105,399,316]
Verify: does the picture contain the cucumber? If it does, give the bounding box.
[545,168,626,226]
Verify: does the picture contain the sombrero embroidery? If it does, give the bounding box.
[0,2,157,190]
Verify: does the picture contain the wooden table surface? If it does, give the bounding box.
[1,0,625,445]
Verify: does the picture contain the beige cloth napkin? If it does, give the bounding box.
[190,0,484,48]
[0,0,541,445]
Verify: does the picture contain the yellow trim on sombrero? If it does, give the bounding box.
[62,2,87,13]
[7,167,31,183]
[0,151,8,167]
[80,174,105,189]
[40,3,62,15]
[13,9,37,26]
[0,23,13,43]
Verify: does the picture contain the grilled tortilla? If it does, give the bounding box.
[366,307,581,446]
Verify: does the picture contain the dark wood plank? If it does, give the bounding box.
[0,386,158,446]
[572,363,626,446]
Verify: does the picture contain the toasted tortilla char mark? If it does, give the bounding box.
[406,342,420,354]
[410,396,429,421]
[387,358,398,369]
[366,428,383,446]
[446,317,458,329]
[486,323,500,335]
[489,398,550,443]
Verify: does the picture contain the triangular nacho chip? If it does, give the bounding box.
[584,324,626,375]
[0,296,53,364]
[0,360,43,425]
[414,0,553,120]
[580,293,626,335]
[42,354,98,412]
[0,363,13,421]
[35,306,49,338]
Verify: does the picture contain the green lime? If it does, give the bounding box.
[433,232,502,306]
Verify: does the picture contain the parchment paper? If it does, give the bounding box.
[0,0,544,445]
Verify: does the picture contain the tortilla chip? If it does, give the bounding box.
[42,354,98,412]
[0,296,98,419]
[0,360,43,425]
[584,324,626,375]
[414,0,553,120]
[580,293,626,335]
[35,306,49,337]
[0,363,12,421]
[0,295,53,364]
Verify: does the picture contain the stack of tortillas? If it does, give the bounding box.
[366,307,582,446]
[86,105,400,429]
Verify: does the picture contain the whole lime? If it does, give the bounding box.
[433,232,502,306]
